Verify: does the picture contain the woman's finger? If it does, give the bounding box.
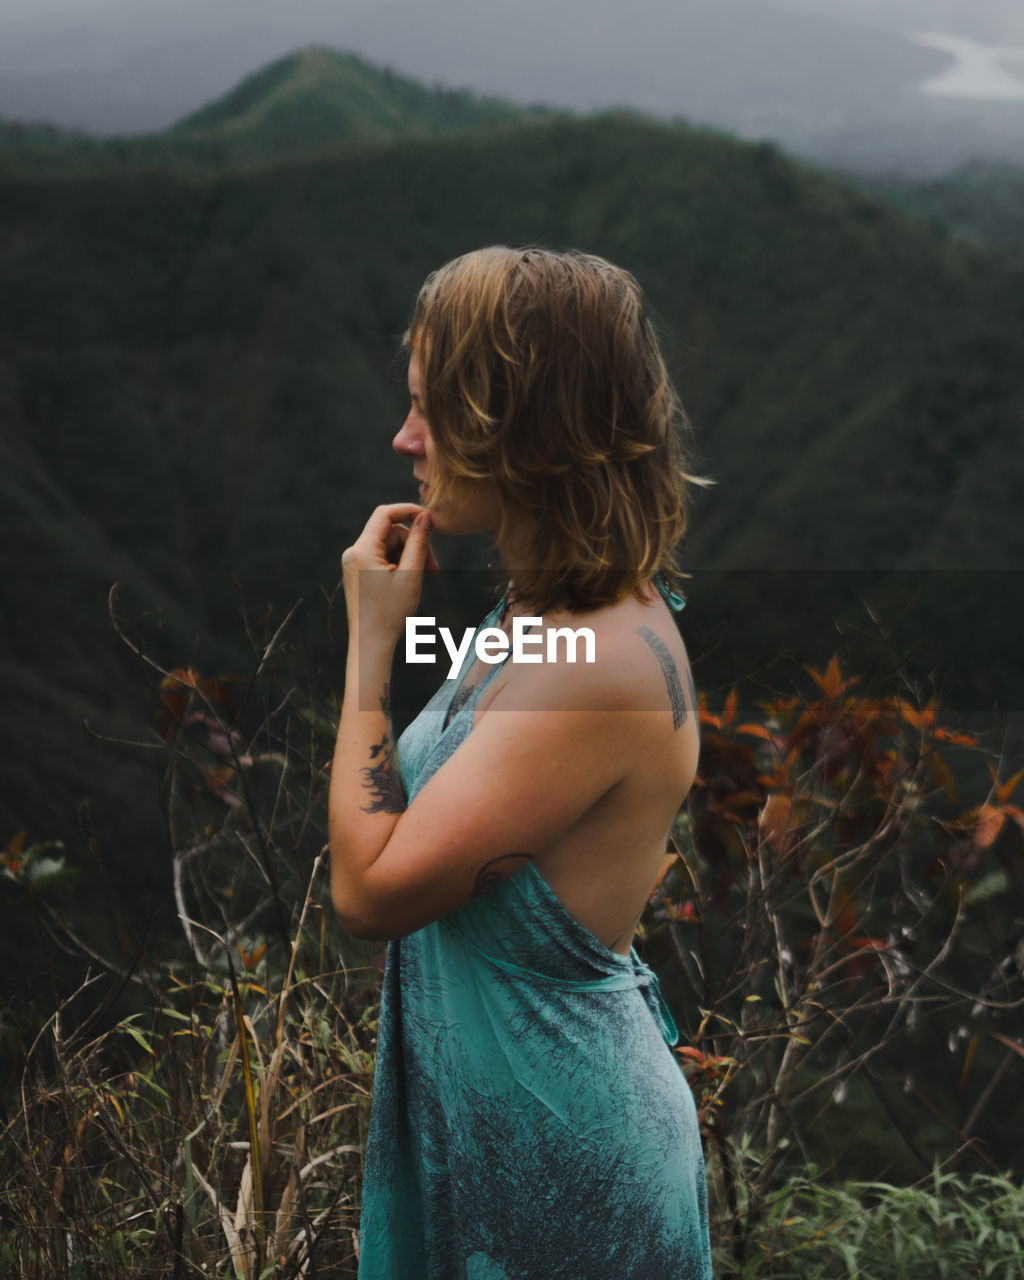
[398,511,433,572]
[385,522,439,572]
[364,503,427,550]
[346,503,429,571]
[384,523,409,565]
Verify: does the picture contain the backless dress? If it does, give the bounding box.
[356,589,713,1279]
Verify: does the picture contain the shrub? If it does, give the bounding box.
[737,1169,1024,1279]
[1,598,1022,1276]
[644,657,1024,1270]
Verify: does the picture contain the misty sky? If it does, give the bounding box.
[1,0,1023,171]
[4,0,1022,41]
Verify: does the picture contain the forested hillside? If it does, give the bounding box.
[2,49,1022,992]
[0,47,554,175]
[860,159,1024,247]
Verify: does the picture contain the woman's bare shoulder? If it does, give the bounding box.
[485,592,696,726]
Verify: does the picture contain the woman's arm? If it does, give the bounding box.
[330,692,640,939]
[329,584,659,942]
[327,503,435,924]
[328,507,691,943]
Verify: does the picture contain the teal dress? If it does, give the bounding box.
[357,589,712,1279]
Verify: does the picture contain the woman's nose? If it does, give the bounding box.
[393,415,424,457]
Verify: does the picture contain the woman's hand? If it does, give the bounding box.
[341,504,438,647]
[330,504,439,898]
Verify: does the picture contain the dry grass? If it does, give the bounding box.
[3,613,1022,1277]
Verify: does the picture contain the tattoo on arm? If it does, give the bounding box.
[637,625,688,731]
[360,684,407,814]
[470,852,534,899]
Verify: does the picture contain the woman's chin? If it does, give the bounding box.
[424,509,456,536]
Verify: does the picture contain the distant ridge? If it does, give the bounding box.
[1,52,1023,938]
[0,46,556,175]
[173,46,551,148]
[0,119,87,146]
[857,159,1024,246]
[2,46,1022,251]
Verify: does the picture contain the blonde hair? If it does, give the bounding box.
[406,246,702,612]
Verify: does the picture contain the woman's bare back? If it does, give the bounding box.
[469,588,699,953]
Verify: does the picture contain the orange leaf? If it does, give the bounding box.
[971,805,1005,852]
[759,794,793,855]
[675,1046,736,1075]
[757,694,801,721]
[899,700,938,732]
[958,1034,979,1091]
[934,728,978,748]
[1004,804,1024,835]
[928,752,957,805]
[842,934,887,954]
[237,942,266,972]
[805,655,859,701]
[994,768,1024,807]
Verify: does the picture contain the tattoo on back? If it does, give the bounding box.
[637,625,688,731]
[360,684,407,814]
[471,852,534,898]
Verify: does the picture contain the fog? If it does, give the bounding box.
[1,0,1023,172]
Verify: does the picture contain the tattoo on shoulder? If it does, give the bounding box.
[637,625,688,731]
[470,852,534,899]
[360,683,407,814]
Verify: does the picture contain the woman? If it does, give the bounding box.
[329,247,712,1279]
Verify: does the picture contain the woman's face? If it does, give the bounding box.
[393,347,503,538]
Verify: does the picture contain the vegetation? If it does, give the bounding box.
[2,98,1022,920]
[0,48,555,176]
[727,1170,1024,1278]
[0,46,1021,1277]
[666,656,1024,1270]
[858,161,1024,248]
[1,598,371,1276]
[1,605,1021,1276]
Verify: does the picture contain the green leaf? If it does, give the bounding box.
[119,1017,155,1056]
[158,1007,196,1023]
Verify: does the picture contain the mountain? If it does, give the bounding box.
[858,160,1024,246]
[169,47,554,161]
[4,43,1021,249]
[2,0,1024,174]
[1,54,1022,992]
[0,47,553,175]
